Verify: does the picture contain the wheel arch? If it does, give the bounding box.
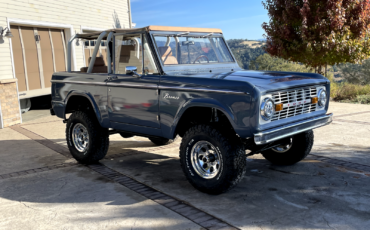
[170,98,237,139]
[64,91,102,123]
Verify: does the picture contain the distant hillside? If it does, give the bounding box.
[241,40,266,48]
[226,39,266,69]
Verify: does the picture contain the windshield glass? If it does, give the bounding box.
[153,35,234,65]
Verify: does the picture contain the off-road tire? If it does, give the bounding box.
[66,111,109,164]
[179,125,246,195]
[261,130,314,165]
[149,137,174,146]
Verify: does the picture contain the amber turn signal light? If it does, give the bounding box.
[311,97,318,104]
[275,103,283,112]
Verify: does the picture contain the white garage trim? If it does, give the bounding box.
[49,30,57,73]
[34,27,45,89]
[61,30,68,70]
[18,26,29,92]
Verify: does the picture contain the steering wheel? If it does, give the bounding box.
[193,55,209,64]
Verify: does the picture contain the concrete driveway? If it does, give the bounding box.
[0,102,369,230]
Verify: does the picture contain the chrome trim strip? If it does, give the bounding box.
[51,80,248,94]
[254,113,333,145]
[107,82,158,89]
[158,86,248,95]
[51,80,106,86]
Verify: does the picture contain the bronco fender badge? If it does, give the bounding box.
[164,93,179,100]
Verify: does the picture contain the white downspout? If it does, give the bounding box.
[127,0,132,28]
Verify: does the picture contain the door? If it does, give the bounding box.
[108,33,161,129]
[10,25,67,98]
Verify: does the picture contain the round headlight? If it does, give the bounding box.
[261,98,275,121]
[318,89,327,108]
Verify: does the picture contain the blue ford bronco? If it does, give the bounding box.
[50,26,333,194]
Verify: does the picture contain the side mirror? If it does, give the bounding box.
[125,66,137,74]
[125,66,141,78]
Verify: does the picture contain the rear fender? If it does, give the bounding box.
[64,91,103,123]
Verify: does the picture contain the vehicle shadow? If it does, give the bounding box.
[99,145,370,229]
[1,138,370,229]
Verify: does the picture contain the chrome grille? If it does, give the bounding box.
[271,87,317,121]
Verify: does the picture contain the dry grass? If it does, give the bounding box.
[241,41,265,48]
[330,81,370,102]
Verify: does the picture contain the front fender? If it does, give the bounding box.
[168,97,249,139]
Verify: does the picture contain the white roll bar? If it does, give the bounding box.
[67,34,77,72]
[165,37,171,46]
[130,37,140,59]
[174,37,180,61]
[87,31,108,73]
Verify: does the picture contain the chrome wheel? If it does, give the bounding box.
[272,138,293,153]
[191,141,222,179]
[72,123,89,153]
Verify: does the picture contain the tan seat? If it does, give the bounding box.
[80,56,108,73]
[117,45,142,74]
[158,46,178,65]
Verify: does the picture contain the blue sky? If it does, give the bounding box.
[130,0,269,40]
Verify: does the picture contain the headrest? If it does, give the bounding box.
[88,56,105,66]
[158,46,173,57]
[120,45,136,56]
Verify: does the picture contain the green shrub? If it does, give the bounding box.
[353,95,370,104]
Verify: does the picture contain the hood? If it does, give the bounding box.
[172,70,329,93]
[225,70,329,93]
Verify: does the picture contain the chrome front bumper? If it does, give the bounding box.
[254,113,333,145]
